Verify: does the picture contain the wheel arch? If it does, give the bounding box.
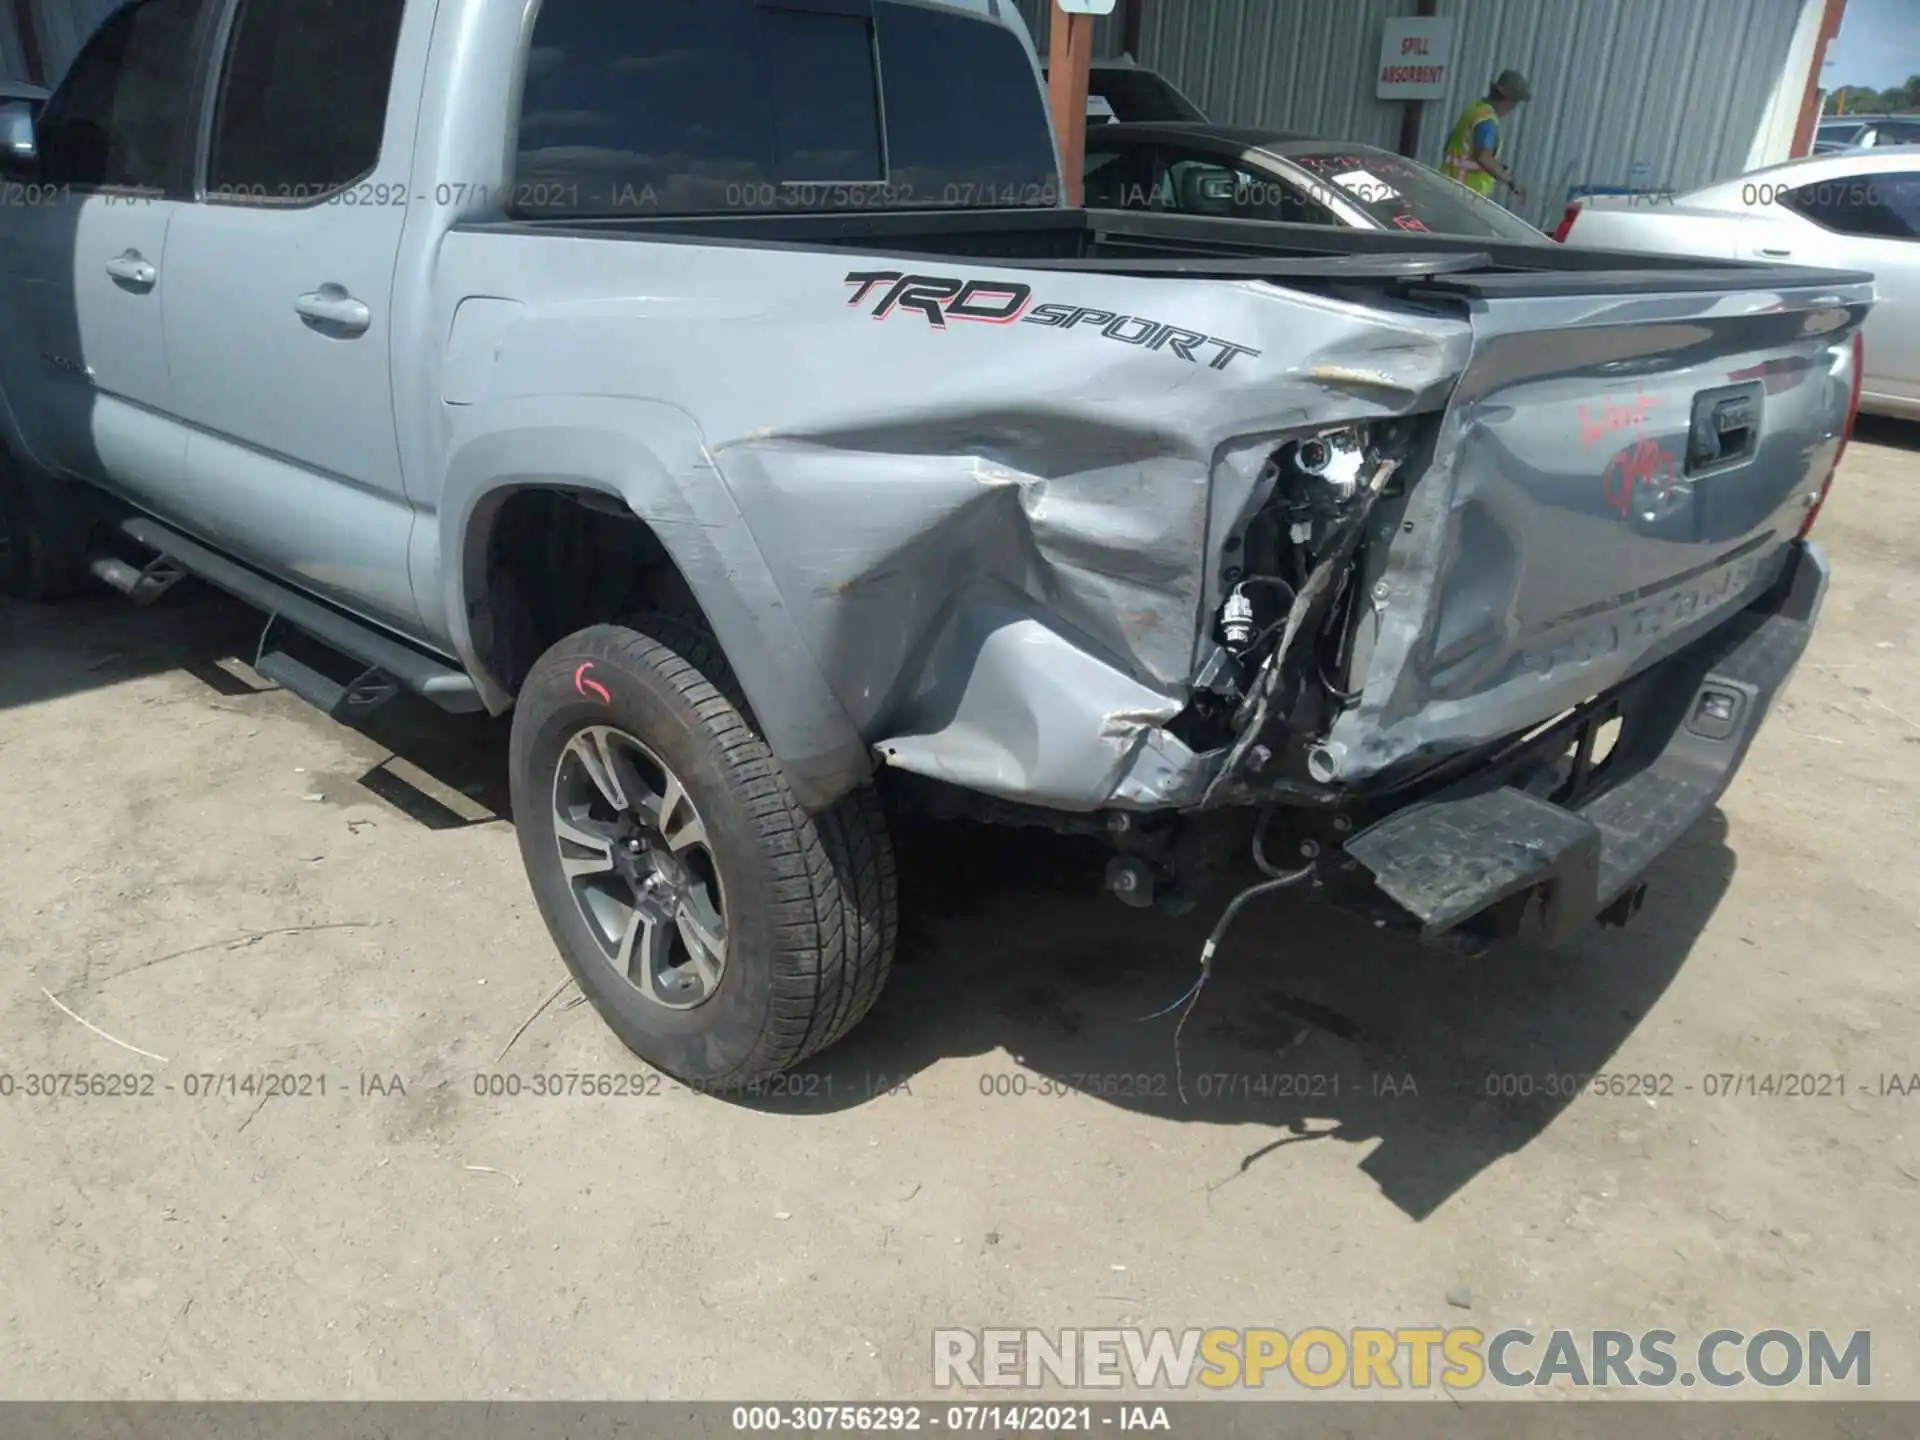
[440,397,873,810]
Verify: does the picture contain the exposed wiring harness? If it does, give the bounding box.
[1200,456,1399,808]
[1138,808,1315,1105]
[1316,569,1368,705]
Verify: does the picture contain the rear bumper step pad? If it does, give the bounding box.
[1344,540,1828,946]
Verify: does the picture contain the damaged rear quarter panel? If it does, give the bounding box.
[454,233,1468,810]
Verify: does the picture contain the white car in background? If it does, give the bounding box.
[1555,148,1920,420]
[1815,115,1920,154]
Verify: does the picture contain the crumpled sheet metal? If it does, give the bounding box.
[1315,289,1851,788]
[708,276,1468,812]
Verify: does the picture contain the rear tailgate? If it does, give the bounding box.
[1318,262,1872,784]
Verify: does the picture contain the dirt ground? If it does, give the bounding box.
[2,422,1917,1402]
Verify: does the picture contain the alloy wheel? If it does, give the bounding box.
[550,725,729,1010]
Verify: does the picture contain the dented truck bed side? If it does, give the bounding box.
[432,213,1869,839]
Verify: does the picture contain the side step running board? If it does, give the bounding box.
[254,647,403,722]
[119,515,485,715]
[91,554,187,607]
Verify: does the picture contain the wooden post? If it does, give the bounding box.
[1790,0,1849,157]
[1048,2,1095,207]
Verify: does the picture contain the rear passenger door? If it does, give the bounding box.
[158,0,425,635]
[0,0,206,488]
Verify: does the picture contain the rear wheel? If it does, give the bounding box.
[0,455,93,602]
[509,617,896,1088]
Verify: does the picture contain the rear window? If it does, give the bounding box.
[1278,147,1546,241]
[1783,171,1920,240]
[1818,122,1867,145]
[513,0,1060,218]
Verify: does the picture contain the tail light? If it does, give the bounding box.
[1799,329,1865,539]
[1550,205,1581,243]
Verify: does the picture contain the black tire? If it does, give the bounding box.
[509,615,896,1089]
[0,453,93,602]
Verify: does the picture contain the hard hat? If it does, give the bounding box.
[1492,69,1532,102]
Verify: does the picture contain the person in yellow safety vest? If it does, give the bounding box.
[1442,69,1532,206]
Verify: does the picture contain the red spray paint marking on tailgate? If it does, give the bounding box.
[1602,437,1680,518]
[1580,390,1658,448]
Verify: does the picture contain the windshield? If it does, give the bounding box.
[1273,146,1547,240]
[1086,67,1208,123]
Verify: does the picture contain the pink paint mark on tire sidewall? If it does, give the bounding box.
[573,663,611,705]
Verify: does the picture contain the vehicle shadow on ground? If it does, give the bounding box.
[0,586,265,712]
[1854,415,1920,453]
[752,808,1732,1219]
[2,586,1732,1221]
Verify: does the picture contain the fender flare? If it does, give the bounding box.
[439,395,873,810]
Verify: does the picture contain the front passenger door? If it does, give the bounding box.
[0,0,207,487]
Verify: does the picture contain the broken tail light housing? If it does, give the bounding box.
[1550,205,1581,243]
[1799,329,1864,539]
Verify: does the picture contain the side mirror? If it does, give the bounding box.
[0,99,39,176]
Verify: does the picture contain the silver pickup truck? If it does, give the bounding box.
[0,0,1871,1089]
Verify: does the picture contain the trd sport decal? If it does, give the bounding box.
[843,271,1262,372]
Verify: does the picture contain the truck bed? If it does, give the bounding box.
[459,205,1873,295]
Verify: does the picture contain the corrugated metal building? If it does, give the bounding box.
[1016,0,1827,228]
[0,0,118,86]
[26,0,123,80]
[0,15,27,84]
[6,0,1826,230]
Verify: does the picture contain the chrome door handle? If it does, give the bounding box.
[295,285,371,335]
[1757,247,1793,258]
[105,250,157,287]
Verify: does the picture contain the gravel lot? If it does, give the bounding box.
[2,422,1917,1401]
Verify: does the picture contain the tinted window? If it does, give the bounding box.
[874,0,1057,205]
[1084,145,1165,209]
[761,7,882,183]
[1282,147,1546,240]
[208,0,406,203]
[1878,120,1920,145]
[1161,151,1341,226]
[518,1,770,216]
[513,0,1058,217]
[1818,122,1866,145]
[35,0,207,193]
[1785,172,1920,240]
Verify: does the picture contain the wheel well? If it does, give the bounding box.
[473,487,708,698]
